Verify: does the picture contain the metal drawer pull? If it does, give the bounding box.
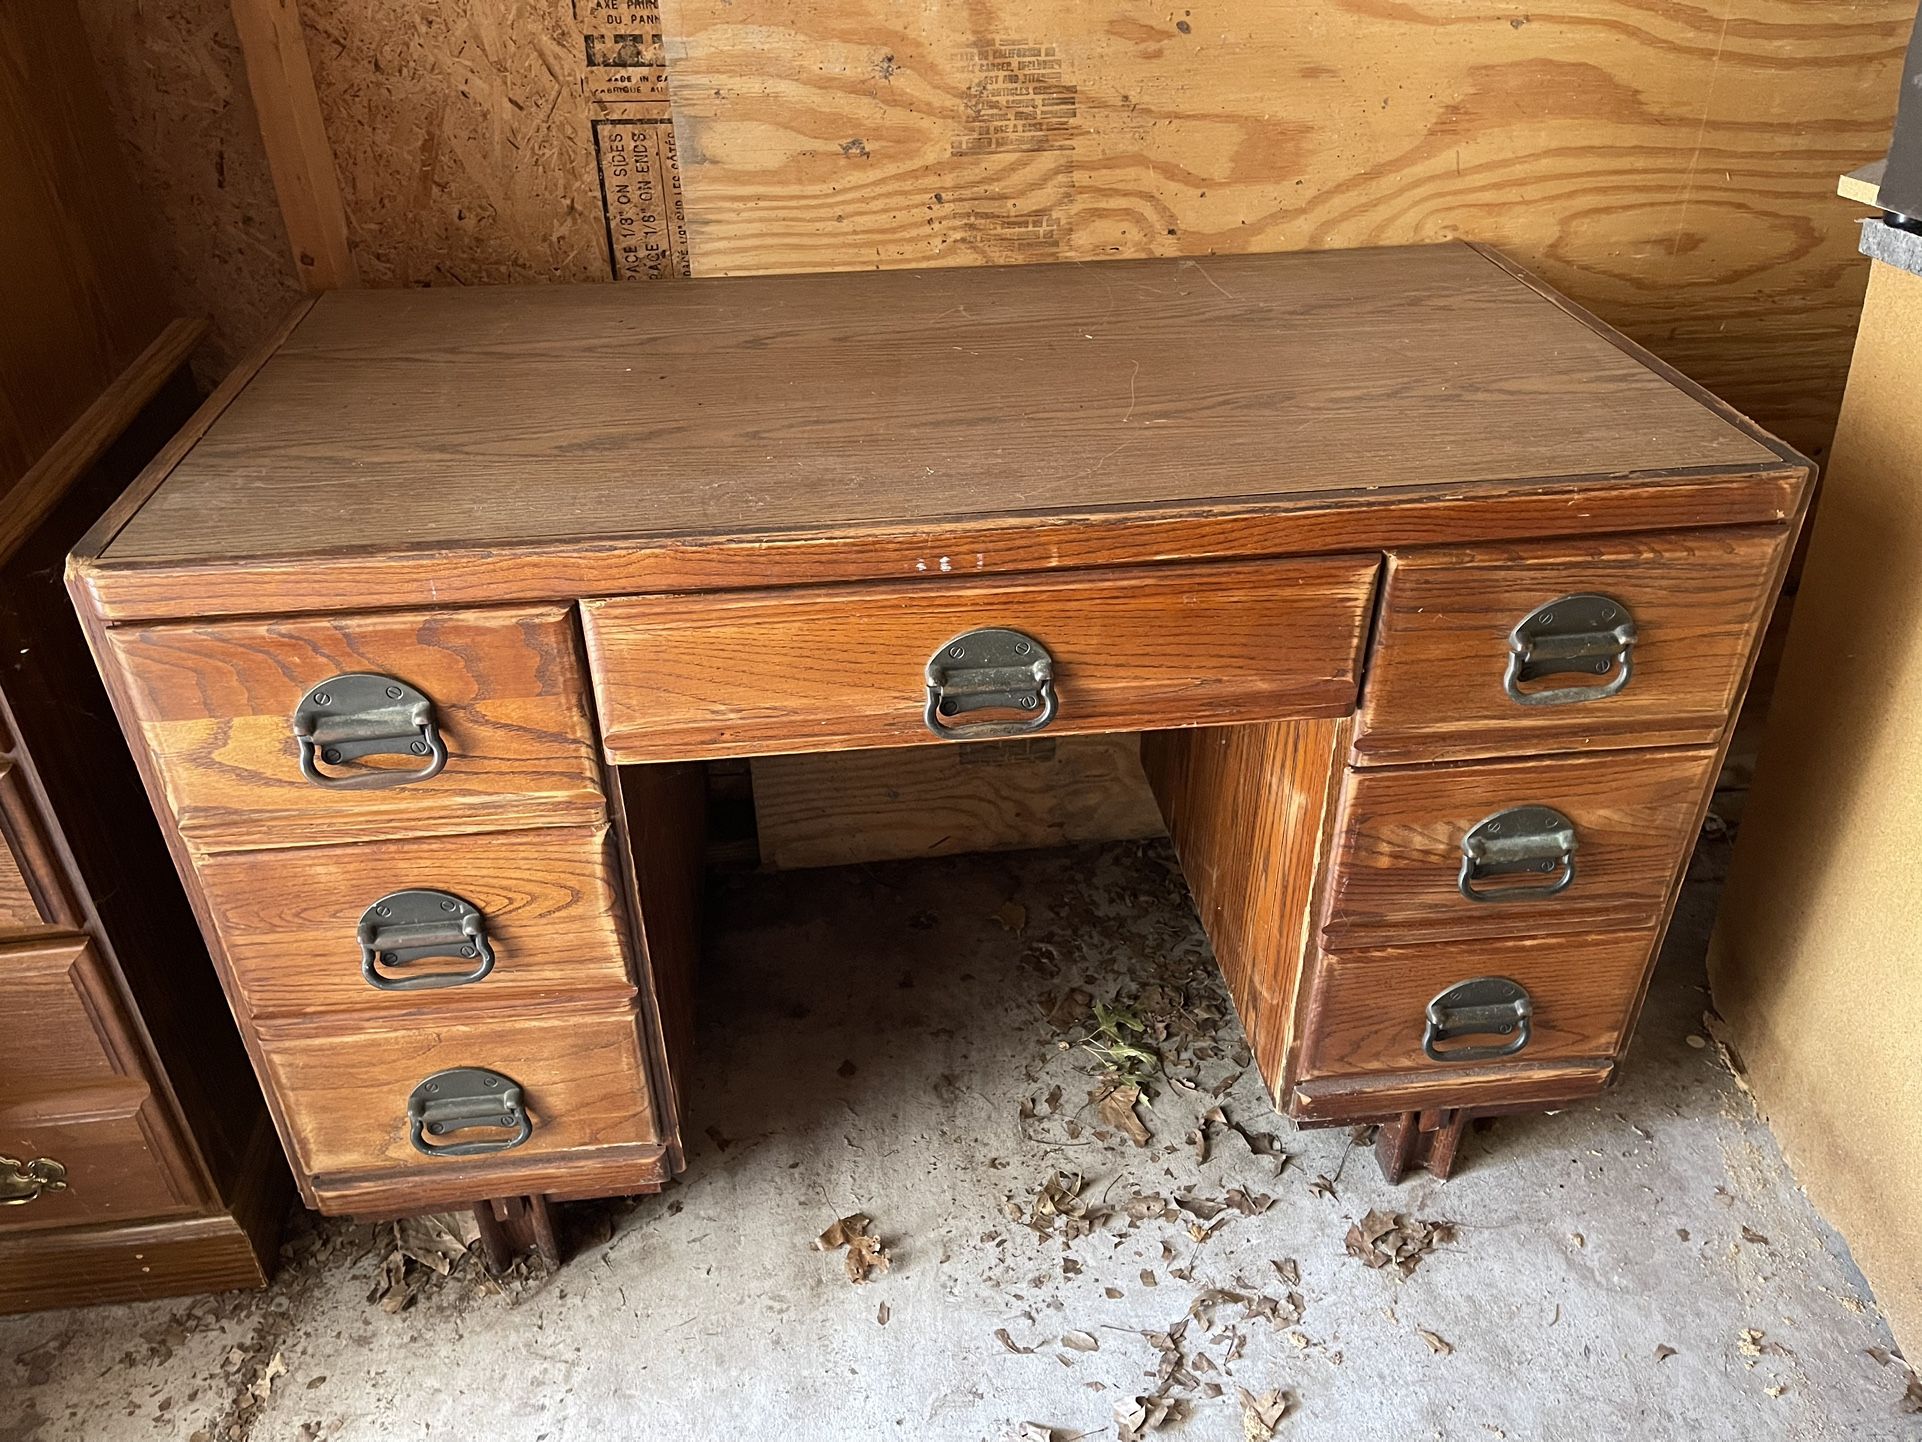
[924,628,1058,740]
[359,889,496,991]
[1424,977,1533,1062]
[293,673,448,790]
[0,1155,67,1206]
[407,1068,531,1157]
[1459,805,1577,902]
[1505,593,1636,706]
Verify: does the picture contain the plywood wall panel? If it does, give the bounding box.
[295,0,688,285]
[660,0,1912,460]
[73,0,304,378]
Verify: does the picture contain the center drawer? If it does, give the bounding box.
[195,826,636,1018]
[581,557,1380,762]
[1322,746,1717,949]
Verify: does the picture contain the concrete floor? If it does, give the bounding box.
[5,836,1919,1442]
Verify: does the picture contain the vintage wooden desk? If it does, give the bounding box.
[67,244,1810,1237]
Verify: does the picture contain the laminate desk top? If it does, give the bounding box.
[74,243,1803,621]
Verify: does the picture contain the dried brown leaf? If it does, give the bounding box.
[1100,1084,1153,1148]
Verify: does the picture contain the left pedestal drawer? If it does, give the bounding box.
[195,825,636,1019]
[105,606,607,849]
[254,1008,660,1198]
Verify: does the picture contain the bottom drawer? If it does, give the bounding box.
[258,1007,659,1185]
[1298,929,1653,1081]
[0,1093,194,1230]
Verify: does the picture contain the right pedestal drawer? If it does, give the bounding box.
[1321,746,1718,950]
[1353,526,1789,765]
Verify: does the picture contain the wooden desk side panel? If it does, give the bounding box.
[1142,718,1347,1098]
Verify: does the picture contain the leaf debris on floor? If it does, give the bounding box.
[814,1213,891,1283]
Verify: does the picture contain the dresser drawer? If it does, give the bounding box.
[0,765,73,931]
[1298,929,1652,1081]
[106,606,606,849]
[256,1008,659,1184]
[0,1095,193,1231]
[1322,746,1716,949]
[1354,527,1789,764]
[582,557,1379,762]
[196,826,636,1018]
[0,938,143,1091]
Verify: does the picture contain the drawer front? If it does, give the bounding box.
[1354,527,1789,764]
[0,1099,192,1230]
[0,938,140,1092]
[0,765,72,930]
[1298,930,1652,1081]
[196,826,636,1018]
[106,606,606,849]
[1322,746,1716,949]
[583,557,1379,761]
[257,1009,658,1181]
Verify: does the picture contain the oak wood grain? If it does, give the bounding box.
[1290,1060,1614,1123]
[254,1005,659,1191]
[585,557,1377,761]
[1322,746,1719,950]
[74,468,1809,624]
[1143,718,1347,1098]
[108,606,607,849]
[1298,929,1654,1080]
[1355,526,1793,764]
[610,762,708,1169]
[93,246,1780,562]
[195,825,637,1018]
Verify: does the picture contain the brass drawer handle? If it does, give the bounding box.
[407,1068,531,1157]
[1459,805,1577,902]
[292,673,448,790]
[359,889,496,991]
[924,628,1057,740]
[0,1154,68,1205]
[1424,977,1533,1062]
[1505,593,1636,706]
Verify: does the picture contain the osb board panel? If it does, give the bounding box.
[0,0,171,486]
[1708,259,1922,1365]
[660,0,1913,460]
[74,0,303,379]
[752,734,1163,869]
[297,0,686,284]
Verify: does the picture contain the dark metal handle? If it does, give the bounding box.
[0,1155,68,1206]
[1505,593,1636,706]
[359,889,496,991]
[1424,977,1533,1062]
[924,628,1058,739]
[293,672,448,790]
[1459,805,1577,902]
[407,1068,531,1157]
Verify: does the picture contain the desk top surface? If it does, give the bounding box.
[79,244,1805,620]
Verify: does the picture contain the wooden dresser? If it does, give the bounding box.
[0,337,284,1311]
[67,244,1810,1230]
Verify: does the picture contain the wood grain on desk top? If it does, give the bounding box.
[95,244,1789,574]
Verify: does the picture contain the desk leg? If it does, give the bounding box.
[473,1195,563,1274]
[1374,1109,1471,1183]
